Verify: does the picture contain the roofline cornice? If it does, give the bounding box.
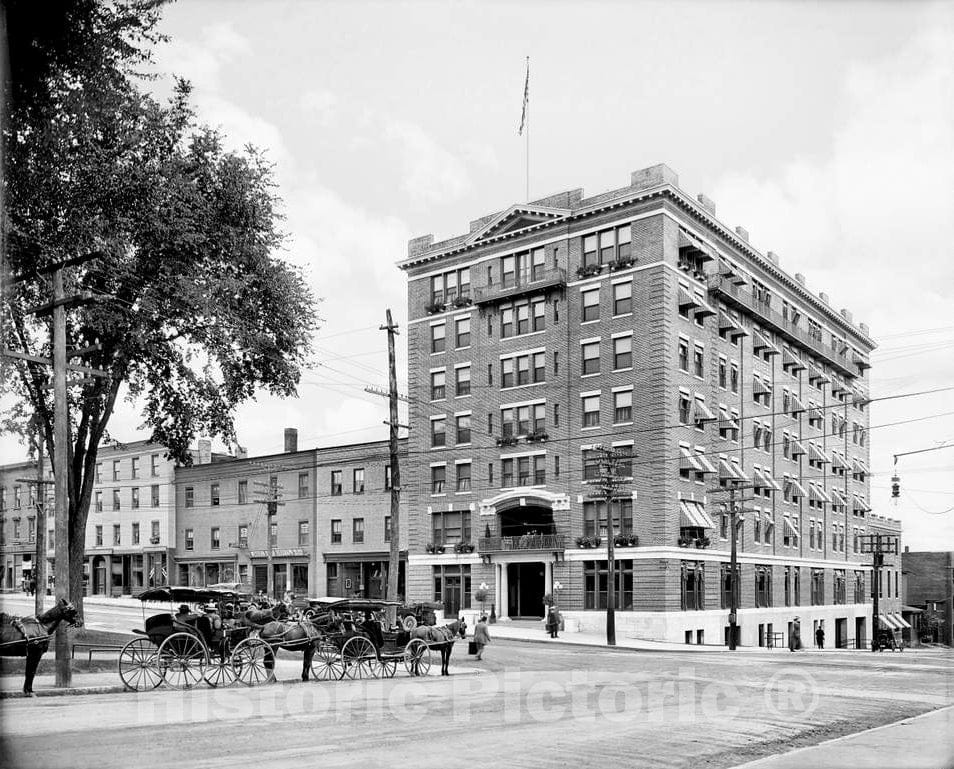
[399,183,874,349]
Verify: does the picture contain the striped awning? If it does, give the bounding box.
[879,614,904,631]
[679,445,703,471]
[790,439,807,456]
[694,296,717,318]
[790,394,806,414]
[893,613,912,629]
[809,483,833,504]
[786,477,808,498]
[678,285,699,309]
[783,347,806,371]
[732,462,750,482]
[752,329,771,352]
[678,229,715,261]
[830,375,847,394]
[853,495,872,513]
[829,488,847,508]
[831,451,850,470]
[696,453,718,475]
[783,518,798,537]
[753,468,782,491]
[809,444,831,464]
[809,404,824,421]
[852,457,869,475]
[753,377,770,395]
[693,399,717,424]
[719,310,741,333]
[679,499,716,529]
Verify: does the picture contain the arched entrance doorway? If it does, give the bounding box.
[478,489,570,621]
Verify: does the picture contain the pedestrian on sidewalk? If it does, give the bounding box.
[789,617,802,651]
[816,624,825,649]
[546,606,561,638]
[474,615,491,661]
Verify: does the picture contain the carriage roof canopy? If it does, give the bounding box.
[137,586,243,603]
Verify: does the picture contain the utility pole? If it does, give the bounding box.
[890,441,952,500]
[860,533,899,651]
[708,481,755,650]
[380,310,403,622]
[253,476,283,600]
[584,445,632,646]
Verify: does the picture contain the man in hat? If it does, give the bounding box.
[175,604,196,625]
[789,617,802,651]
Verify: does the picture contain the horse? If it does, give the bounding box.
[409,618,466,676]
[242,607,319,681]
[0,598,82,694]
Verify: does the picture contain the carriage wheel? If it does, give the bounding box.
[310,640,345,681]
[157,632,208,689]
[403,639,432,676]
[341,635,377,679]
[203,655,238,688]
[118,638,163,691]
[231,637,276,686]
[373,657,398,678]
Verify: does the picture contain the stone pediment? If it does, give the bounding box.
[468,204,568,244]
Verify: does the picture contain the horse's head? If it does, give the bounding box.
[455,617,467,638]
[38,598,82,628]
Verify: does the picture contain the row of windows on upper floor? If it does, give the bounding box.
[424,225,865,367]
[179,517,392,551]
[179,468,394,508]
[91,520,162,547]
[94,454,165,483]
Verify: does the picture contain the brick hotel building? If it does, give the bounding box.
[399,163,900,647]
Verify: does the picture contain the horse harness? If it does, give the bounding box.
[5,615,50,646]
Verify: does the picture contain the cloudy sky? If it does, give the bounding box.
[7,1,954,550]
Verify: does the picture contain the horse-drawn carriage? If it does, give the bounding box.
[308,599,464,680]
[118,586,279,690]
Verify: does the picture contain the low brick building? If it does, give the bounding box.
[903,549,954,645]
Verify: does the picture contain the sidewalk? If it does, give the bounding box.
[480,619,954,656]
[733,705,954,769]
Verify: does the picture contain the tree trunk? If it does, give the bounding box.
[68,502,88,621]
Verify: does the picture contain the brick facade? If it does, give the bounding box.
[399,163,895,645]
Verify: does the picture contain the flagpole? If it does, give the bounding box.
[526,56,530,203]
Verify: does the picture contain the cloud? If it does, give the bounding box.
[383,119,472,207]
[299,89,338,126]
[709,8,954,549]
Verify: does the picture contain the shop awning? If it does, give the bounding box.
[879,614,902,631]
[892,613,912,629]
[809,444,831,464]
[323,550,409,563]
[679,499,716,529]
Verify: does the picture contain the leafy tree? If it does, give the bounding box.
[2,0,317,609]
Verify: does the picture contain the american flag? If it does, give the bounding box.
[518,57,530,136]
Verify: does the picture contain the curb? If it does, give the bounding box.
[1,684,127,700]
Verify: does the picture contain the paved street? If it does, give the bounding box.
[1,595,952,769]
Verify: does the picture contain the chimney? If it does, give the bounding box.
[284,428,298,453]
[197,439,212,466]
[840,308,853,323]
[235,445,248,460]
[794,273,806,285]
[766,251,779,265]
[696,193,716,215]
[734,226,749,243]
[407,234,434,257]
[819,292,829,305]
[630,163,678,191]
